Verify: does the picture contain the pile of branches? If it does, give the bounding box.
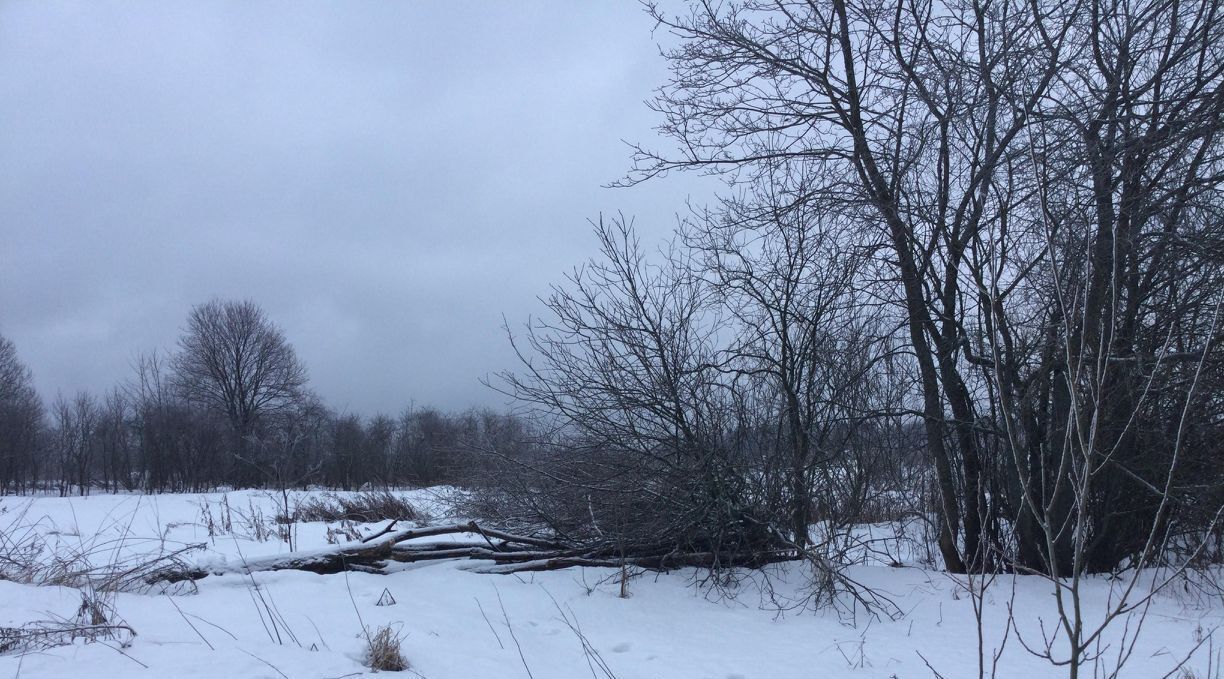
[152,469,896,617]
[158,440,813,581]
[159,519,795,582]
[150,434,895,619]
[153,515,896,620]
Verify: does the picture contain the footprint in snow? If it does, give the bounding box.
[611,642,631,653]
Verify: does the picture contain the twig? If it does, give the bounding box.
[495,587,535,679]
[475,596,505,649]
[240,649,290,679]
[165,594,213,650]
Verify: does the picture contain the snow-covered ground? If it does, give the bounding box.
[1,490,1221,678]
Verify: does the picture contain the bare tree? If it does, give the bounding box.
[259,392,330,490]
[51,391,99,496]
[973,2,1224,675]
[0,334,43,494]
[329,413,365,490]
[173,299,307,480]
[365,413,396,489]
[129,350,192,491]
[97,388,134,493]
[626,0,1077,572]
[631,0,1224,576]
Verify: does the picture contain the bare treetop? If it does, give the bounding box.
[173,299,307,438]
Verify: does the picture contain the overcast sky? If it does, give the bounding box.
[0,2,716,415]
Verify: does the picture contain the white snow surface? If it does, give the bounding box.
[0,489,1220,678]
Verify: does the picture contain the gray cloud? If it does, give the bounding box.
[0,1,715,414]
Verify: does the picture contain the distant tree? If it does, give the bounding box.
[51,390,99,496]
[259,391,331,491]
[97,388,134,493]
[396,406,464,487]
[129,350,185,491]
[365,414,396,489]
[0,334,43,494]
[173,300,307,480]
[330,413,365,490]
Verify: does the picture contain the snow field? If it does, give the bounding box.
[0,490,1220,678]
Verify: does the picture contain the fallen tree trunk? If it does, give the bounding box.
[150,520,797,583]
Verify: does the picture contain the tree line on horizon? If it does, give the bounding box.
[0,300,528,495]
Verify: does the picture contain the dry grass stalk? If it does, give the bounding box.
[364,624,408,672]
[291,491,422,524]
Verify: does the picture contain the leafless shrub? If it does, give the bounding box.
[475,215,906,619]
